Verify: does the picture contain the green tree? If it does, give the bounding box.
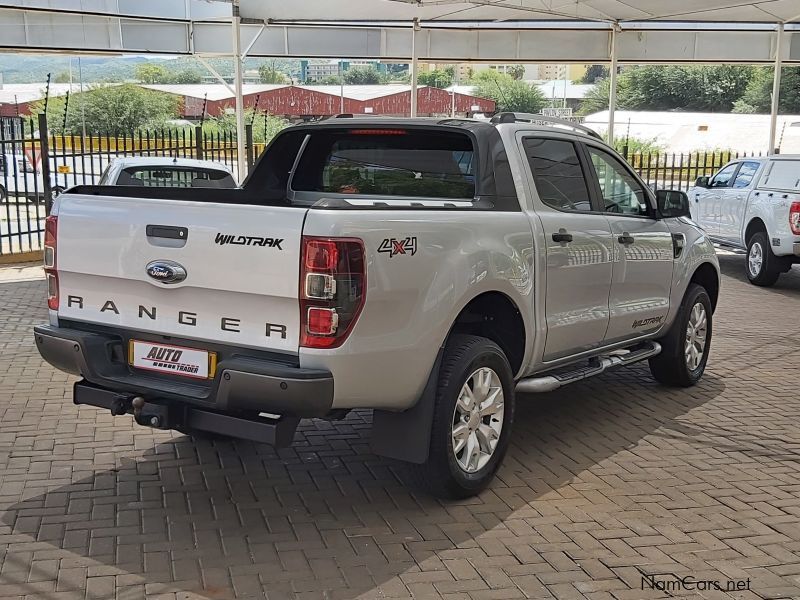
[311,75,343,85]
[733,66,800,114]
[507,64,526,81]
[620,65,753,112]
[135,63,168,84]
[52,71,72,83]
[471,71,546,113]
[32,84,180,134]
[201,110,289,144]
[343,66,384,85]
[578,65,755,115]
[580,65,609,84]
[166,69,203,84]
[418,67,454,88]
[258,62,288,84]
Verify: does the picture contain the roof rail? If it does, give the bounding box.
[489,112,602,140]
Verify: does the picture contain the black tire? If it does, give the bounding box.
[746,231,781,287]
[649,283,712,387]
[406,334,515,499]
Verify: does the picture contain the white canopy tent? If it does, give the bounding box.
[2,0,800,173]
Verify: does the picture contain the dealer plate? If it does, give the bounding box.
[128,340,217,379]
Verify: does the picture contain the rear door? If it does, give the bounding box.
[519,135,613,361]
[55,196,305,353]
[583,144,674,344]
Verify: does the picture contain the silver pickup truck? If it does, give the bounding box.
[33,114,720,498]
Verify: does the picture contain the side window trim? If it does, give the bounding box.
[582,143,656,219]
[521,135,596,214]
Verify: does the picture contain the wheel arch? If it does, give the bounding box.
[372,289,528,465]
[447,290,526,377]
[689,262,719,312]
[744,217,767,244]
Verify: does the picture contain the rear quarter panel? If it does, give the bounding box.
[300,209,534,410]
[745,188,797,255]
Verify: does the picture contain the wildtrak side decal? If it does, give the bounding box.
[632,316,664,328]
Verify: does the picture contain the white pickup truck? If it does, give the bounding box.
[34,115,720,498]
[690,155,800,286]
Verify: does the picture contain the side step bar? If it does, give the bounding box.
[516,341,661,393]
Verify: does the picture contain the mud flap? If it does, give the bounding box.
[370,346,444,464]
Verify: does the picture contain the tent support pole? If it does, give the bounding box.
[232,0,247,178]
[768,22,784,155]
[411,18,419,117]
[608,25,619,143]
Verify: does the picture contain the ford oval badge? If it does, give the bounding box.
[145,260,187,284]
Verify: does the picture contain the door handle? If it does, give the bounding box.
[146,224,188,240]
[551,230,573,243]
[617,233,635,245]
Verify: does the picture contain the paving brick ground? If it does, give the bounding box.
[0,256,799,600]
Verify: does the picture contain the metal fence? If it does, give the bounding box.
[619,147,763,192]
[1,114,251,257]
[0,113,765,257]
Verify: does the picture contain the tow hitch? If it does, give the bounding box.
[73,380,299,446]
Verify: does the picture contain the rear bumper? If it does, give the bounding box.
[33,325,334,418]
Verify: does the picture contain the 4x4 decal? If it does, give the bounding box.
[378,237,418,257]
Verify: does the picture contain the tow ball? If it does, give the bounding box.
[129,396,170,429]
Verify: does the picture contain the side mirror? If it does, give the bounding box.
[656,189,691,219]
[694,176,710,188]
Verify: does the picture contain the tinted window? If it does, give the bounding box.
[523,138,592,212]
[710,163,737,188]
[116,167,236,189]
[732,161,759,188]
[761,160,800,190]
[587,147,649,216]
[292,130,475,199]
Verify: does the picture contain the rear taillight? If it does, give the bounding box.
[790,201,800,235]
[300,236,365,349]
[44,215,58,310]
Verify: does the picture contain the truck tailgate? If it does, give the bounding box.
[54,194,305,353]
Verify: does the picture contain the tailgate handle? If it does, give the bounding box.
[146,225,188,240]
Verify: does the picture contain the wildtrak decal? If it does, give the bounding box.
[632,316,664,328]
[378,237,418,257]
[215,233,284,249]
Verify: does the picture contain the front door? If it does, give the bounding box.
[718,160,760,245]
[694,161,739,237]
[584,144,674,343]
[519,135,614,361]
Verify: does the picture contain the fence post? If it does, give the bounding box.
[37,113,53,215]
[245,123,254,173]
[194,125,204,160]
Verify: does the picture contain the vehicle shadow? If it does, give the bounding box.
[1,366,726,600]
[717,252,800,295]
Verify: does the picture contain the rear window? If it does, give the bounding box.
[761,160,800,191]
[291,129,476,199]
[112,166,236,189]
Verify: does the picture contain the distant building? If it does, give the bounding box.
[142,83,495,119]
[300,60,387,83]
